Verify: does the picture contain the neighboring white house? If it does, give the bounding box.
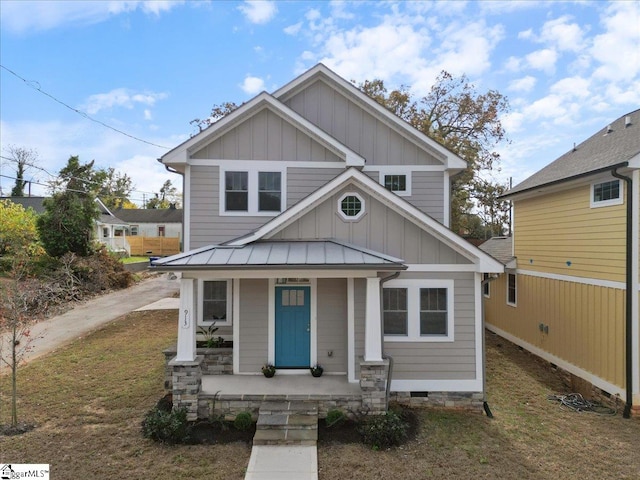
[113,206,182,243]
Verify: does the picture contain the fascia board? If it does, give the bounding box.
[228,168,504,271]
[274,64,466,170]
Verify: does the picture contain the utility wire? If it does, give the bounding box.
[0,64,170,150]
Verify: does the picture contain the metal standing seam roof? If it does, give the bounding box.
[151,240,407,270]
[505,109,640,197]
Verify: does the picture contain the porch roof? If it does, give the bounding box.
[151,239,406,271]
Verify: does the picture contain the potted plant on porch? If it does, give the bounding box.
[310,364,324,377]
[261,364,276,378]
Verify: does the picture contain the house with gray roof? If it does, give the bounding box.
[483,109,640,418]
[151,64,504,421]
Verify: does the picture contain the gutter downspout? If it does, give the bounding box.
[611,167,633,419]
[380,271,401,410]
[481,273,499,418]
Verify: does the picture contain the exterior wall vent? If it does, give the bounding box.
[625,116,632,127]
[606,124,613,133]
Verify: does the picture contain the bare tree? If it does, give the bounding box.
[3,145,39,197]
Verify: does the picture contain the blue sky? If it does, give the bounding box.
[1,0,639,205]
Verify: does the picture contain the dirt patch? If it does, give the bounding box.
[187,421,255,445]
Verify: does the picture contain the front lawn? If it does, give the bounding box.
[1,312,638,479]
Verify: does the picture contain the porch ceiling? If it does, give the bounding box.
[151,239,406,271]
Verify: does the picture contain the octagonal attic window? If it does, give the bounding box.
[338,192,365,220]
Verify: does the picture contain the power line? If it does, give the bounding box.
[0,64,170,150]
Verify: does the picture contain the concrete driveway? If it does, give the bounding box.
[1,273,179,368]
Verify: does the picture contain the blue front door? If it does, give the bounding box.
[275,286,310,368]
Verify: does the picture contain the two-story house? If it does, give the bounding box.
[482,109,640,417]
[153,64,503,420]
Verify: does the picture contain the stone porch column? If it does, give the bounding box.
[360,358,389,414]
[364,276,383,362]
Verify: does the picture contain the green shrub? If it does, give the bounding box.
[233,411,253,431]
[141,406,190,444]
[325,408,347,428]
[358,410,408,449]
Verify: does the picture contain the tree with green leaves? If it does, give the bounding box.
[37,156,100,257]
[0,200,40,256]
[146,180,181,209]
[97,167,134,209]
[358,72,510,236]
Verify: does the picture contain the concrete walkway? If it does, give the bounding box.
[1,273,179,367]
[245,445,318,480]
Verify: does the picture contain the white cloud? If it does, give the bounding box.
[144,109,153,121]
[525,48,558,74]
[591,1,640,81]
[82,88,168,115]
[550,76,591,99]
[284,22,302,35]
[503,56,522,72]
[238,1,277,25]
[538,15,587,53]
[508,76,537,93]
[0,0,184,34]
[329,1,355,20]
[239,75,265,95]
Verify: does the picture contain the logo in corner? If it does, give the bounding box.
[1,465,15,480]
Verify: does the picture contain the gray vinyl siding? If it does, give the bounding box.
[316,279,348,373]
[238,279,268,373]
[284,79,442,166]
[287,167,344,207]
[191,108,341,162]
[354,278,366,379]
[270,185,470,265]
[384,272,477,381]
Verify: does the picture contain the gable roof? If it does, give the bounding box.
[505,109,640,198]
[161,92,365,167]
[151,239,406,271]
[114,208,183,223]
[226,168,503,272]
[0,196,46,214]
[273,63,467,172]
[478,236,516,268]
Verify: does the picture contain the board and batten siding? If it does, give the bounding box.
[316,279,348,373]
[514,184,627,283]
[383,272,477,381]
[270,185,470,265]
[287,167,345,207]
[238,279,269,373]
[283,79,443,167]
[484,273,625,390]
[191,108,342,163]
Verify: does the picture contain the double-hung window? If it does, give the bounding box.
[507,273,517,306]
[200,280,232,326]
[383,279,454,342]
[221,168,284,215]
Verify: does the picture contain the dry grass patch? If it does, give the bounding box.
[0,310,250,480]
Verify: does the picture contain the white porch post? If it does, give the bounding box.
[175,278,197,362]
[364,276,383,362]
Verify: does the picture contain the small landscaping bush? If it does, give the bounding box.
[233,411,253,431]
[141,406,190,444]
[325,408,347,428]
[358,410,408,449]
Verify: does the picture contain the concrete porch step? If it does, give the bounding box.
[254,401,318,446]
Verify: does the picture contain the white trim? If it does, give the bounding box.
[443,170,451,228]
[364,277,383,361]
[191,159,347,169]
[176,279,197,362]
[516,268,626,290]
[226,168,504,273]
[233,279,240,374]
[474,272,484,384]
[268,278,275,365]
[363,165,445,173]
[183,164,191,251]
[483,273,491,298]
[632,169,639,396]
[383,279,455,342]
[590,178,623,208]
[487,324,625,398]
[161,92,365,166]
[272,64,467,171]
[390,378,482,392]
[372,167,413,197]
[197,279,232,326]
[506,272,517,306]
[347,278,356,383]
[406,264,477,272]
[219,168,287,216]
[183,269,378,280]
[337,191,366,221]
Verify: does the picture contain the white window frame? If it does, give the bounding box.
[483,273,490,298]
[338,192,366,221]
[376,167,412,197]
[507,272,517,307]
[219,166,286,216]
[130,225,139,236]
[198,279,232,327]
[383,279,455,342]
[590,179,623,208]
